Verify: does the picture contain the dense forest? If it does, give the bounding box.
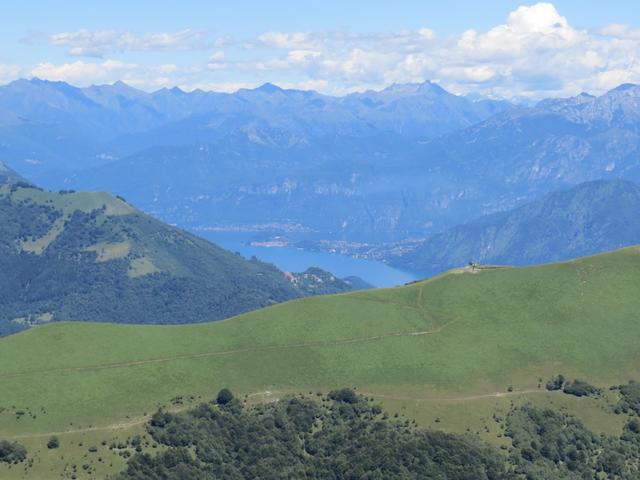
[110,388,640,480]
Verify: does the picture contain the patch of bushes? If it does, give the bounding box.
[562,379,600,397]
[614,381,640,415]
[506,404,640,478]
[114,391,509,479]
[46,436,59,449]
[215,388,234,405]
[327,387,359,404]
[545,374,565,391]
[0,440,27,464]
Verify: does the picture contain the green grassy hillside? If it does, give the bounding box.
[1,247,639,440]
[0,180,359,335]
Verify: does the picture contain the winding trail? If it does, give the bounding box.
[0,318,459,380]
[1,294,470,440]
[5,388,552,440]
[361,389,548,403]
[8,417,151,440]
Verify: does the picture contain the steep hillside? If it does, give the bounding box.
[0,180,358,335]
[2,247,640,477]
[0,160,24,184]
[390,179,640,274]
[2,246,640,434]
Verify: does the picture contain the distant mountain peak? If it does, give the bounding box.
[416,80,448,96]
[108,80,143,94]
[379,81,448,97]
[610,83,639,93]
[255,82,284,93]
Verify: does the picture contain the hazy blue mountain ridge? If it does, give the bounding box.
[0,78,512,184]
[6,79,640,243]
[389,179,640,275]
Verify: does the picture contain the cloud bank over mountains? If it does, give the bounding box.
[3,3,640,100]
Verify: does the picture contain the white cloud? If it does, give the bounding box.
[256,32,321,50]
[0,64,22,84]
[27,60,186,90]
[207,51,228,71]
[438,66,497,83]
[232,2,640,99]
[457,3,583,60]
[209,51,225,62]
[47,29,211,57]
[6,2,640,100]
[30,59,137,83]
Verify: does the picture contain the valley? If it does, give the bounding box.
[197,230,418,287]
[0,172,364,335]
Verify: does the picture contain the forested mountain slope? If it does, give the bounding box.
[0,177,358,335]
[391,179,640,274]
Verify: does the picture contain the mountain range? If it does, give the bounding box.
[63,82,640,241]
[0,78,510,183]
[5,79,640,245]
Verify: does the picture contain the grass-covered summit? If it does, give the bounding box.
[2,246,640,478]
[0,178,358,335]
[2,246,640,435]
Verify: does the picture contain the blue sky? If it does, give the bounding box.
[2,1,640,99]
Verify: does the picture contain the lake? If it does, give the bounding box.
[196,231,419,288]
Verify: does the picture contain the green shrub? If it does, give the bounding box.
[562,379,599,397]
[216,388,234,405]
[0,440,27,463]
[545,374,565,391]
[327,388,359,404]
[46,436,59,449]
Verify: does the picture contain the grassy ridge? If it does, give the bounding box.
[2,247,640,440]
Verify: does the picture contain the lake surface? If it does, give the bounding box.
[196,231,419,288]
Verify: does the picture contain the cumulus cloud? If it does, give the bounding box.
[456,3,583,59]
[235,2,640,99]
[47,29,211,57]
[27,60,185,90]
[207,51,228,70]
[31,59,137,83]
[9,3,640,99]
[0,64,23,84]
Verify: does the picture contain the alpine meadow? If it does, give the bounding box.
[3,2,640,479]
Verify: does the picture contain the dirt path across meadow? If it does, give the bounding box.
[6,387,549,440]
[0,319,459,380]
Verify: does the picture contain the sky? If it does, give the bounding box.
[2,1,640,99]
